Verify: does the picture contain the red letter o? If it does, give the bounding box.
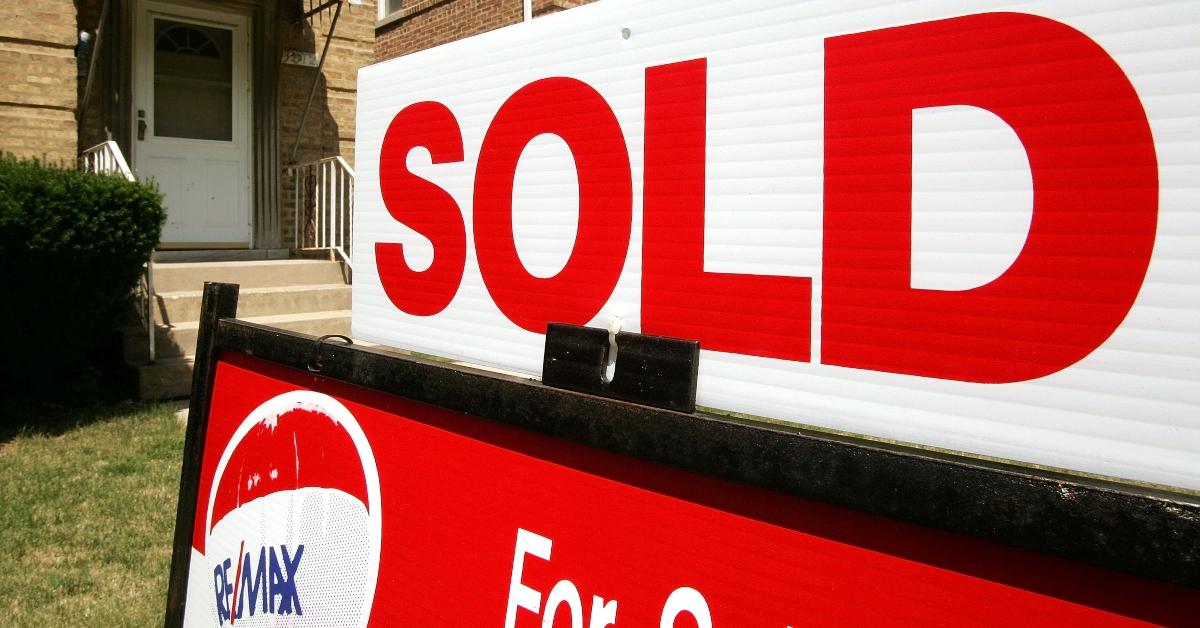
[473,78,633,333]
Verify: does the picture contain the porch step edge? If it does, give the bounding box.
[151,259,347,292]
[125,310,353,363]
[154,283,351,323]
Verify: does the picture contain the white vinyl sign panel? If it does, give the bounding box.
[353,0,1200,491]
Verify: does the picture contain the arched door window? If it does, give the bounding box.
[153,19,233,141]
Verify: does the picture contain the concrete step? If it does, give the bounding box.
[151,259,346,293]
[125,310,352,362]
[154,284,351,325]
[153,249,291,263]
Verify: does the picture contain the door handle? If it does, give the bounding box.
[138,119,147,141]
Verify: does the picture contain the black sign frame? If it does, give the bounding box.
[164,282,1199,626]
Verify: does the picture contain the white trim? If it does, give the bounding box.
[80,141,136,181]
[133,0,253,246]
[377,0,403,21]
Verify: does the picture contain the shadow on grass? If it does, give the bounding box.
[0,398,165,446]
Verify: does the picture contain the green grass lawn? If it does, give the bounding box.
[0,402,185,626]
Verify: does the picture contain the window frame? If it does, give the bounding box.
[377,0,404,23]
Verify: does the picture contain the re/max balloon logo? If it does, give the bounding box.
[194,391,383,628]
[213,542,305,624]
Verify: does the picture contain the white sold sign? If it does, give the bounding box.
[353,0,1200,491]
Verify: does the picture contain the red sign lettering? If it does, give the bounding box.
[822,13,1158,382]
[643,58,814,363]
[375,13,1157,383]
[474,77,633,333]
[377,101,467,316]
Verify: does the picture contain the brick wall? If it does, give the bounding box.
[0,0,79,164]
[75,0,131,156]
[375,0,521,62]
[532,0,593,18]
[374,0,597,63]
[281,0,376,166]
[280,0,377,246]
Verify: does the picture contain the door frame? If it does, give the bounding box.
[131,0,254,248]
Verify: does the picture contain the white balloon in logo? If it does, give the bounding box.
[185,391,381,627]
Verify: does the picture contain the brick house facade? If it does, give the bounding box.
[0,0,376,249]
[375,0,593,63]
[0,0,598,250]
[0,1,80,164]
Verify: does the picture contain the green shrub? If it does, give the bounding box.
[0,155,164,402]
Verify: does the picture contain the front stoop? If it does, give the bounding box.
[125,257,351,399]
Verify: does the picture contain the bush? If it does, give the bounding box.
[0,155,164,402]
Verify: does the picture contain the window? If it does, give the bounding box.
[153,20,233,141]
[378,0,403,20]
[155,23,221,57]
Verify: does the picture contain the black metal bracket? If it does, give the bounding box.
[308,333,353,373]
[542,323,700,413]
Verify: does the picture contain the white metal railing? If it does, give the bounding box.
[80,140,135,182]
[286,156,354,270]
[81,141,156,362]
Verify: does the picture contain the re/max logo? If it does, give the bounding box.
[213,542,305,625]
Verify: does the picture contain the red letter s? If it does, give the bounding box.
[376,101,467,316]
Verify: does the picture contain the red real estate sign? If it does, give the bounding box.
[176,350,1194,626]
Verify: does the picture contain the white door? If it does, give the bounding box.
[134,1,251,247]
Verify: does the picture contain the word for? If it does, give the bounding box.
[504,528,717,628]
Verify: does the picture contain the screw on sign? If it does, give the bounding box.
[194,391,382,628]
